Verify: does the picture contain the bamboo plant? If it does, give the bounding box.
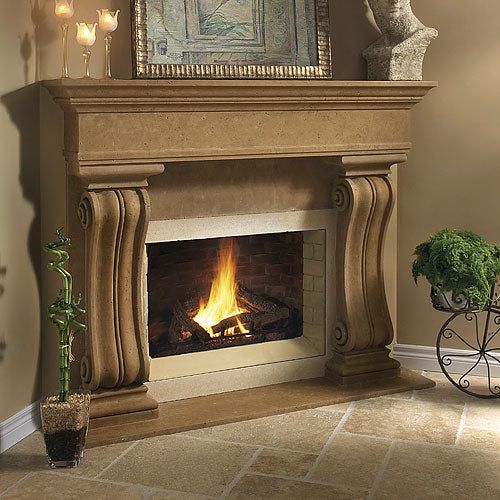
[44,229,86,403]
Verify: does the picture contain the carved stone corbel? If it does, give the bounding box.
[327,154,406,384]
[364,0,438,80]
[76,164,164,423]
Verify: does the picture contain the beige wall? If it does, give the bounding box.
[397,1,500,347]
[0,0,41,423]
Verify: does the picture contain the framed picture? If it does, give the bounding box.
[132,0,332,79]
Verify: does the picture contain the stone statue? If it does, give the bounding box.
[363,0,438,80]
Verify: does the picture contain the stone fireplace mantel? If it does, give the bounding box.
[43,79,436,425]
[44,79,435,179]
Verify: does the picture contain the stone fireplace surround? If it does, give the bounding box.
[42,79,436,437]
[145,211,332,402]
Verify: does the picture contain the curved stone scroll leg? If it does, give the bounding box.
[327,154,405,384]
[79,188,158,422]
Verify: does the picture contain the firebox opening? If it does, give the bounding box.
[147,230,325,359]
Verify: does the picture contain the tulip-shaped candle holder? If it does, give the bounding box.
[97,9,120,78]
[76,23,97,78]
[54,0,74,78]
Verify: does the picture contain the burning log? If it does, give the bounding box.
[171,301,212,343]
[238,285,280,313]
[209,309,289,335]
[169,286,291,343]
[253,308,289,328]
[210,312,255,335]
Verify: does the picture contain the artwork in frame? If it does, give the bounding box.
[132,0,332,79]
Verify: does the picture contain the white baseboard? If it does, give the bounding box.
[393,343,500,377]
[0,402,40,454]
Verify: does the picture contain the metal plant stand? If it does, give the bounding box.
[435,284,500,399]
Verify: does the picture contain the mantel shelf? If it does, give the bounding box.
[43,79,437,113]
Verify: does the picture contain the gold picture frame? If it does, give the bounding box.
[132,0,332,79]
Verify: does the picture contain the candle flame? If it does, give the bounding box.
[97,9,120,33]
[76,23,97,47]
[55,0,74,19]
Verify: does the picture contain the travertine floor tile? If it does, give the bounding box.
[227,474,365,499]
[0,430,133,479]
[61,441,136,478]
[379,390,413,400]
[1,373,497,499]
[458,427,500,452]
[101,434,256,497]
[415,372,476,405]
[466,378,500,397]
[1,472,144,499]
[249,449,317,479]
[311,433,390,489]
[316,401,351,412]
[0,469,30,495]
[466,399,500,431]
[149,489,212,499]
[343,398,462,444]
[0,432,46,472]
[373,441,500,500]
[186,409,343,453]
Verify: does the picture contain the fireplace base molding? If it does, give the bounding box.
[89,384,158,427]
[42,79,436,428]
[326,348,401,384]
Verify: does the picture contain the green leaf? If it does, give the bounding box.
[411,228,499,307]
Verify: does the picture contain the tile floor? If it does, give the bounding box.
[0,372,499,499]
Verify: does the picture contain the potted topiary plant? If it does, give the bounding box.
[40,229,89,468]
[412,228,500,312]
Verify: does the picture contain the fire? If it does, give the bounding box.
[193,238,249,337]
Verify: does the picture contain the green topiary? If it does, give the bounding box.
[412,228,500,308]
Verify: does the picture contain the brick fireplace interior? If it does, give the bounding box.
[147,229,326,362]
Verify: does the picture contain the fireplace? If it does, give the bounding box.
[42,79,436,430]
[145,211,332,388]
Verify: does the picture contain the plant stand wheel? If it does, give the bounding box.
[435,284,500,399]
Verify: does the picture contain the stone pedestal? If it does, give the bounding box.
[76,166,164,422]
[327,154,403,384]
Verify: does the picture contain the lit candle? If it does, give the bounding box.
[76,23,97,47]
[76,23,97,78]
[55,1,74,78]
[97,10,120,78]
[97,9,120,33]
[55,0,74,19]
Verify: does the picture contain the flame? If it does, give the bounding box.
[193,238,249,337]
